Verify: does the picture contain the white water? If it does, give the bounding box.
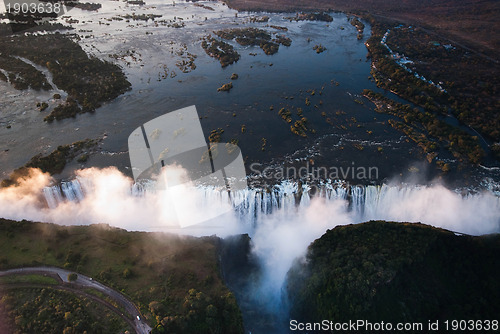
[41,174,500,236]
[13,56,68,98]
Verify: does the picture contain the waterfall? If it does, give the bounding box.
[41,177,500,235]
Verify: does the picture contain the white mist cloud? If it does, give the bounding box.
[0,168,53,222]
[361,184,500,235]
[250,198,351,313]
[0,167,242,237]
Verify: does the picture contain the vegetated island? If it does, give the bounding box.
[1,11,60,34]
[119,13,163,21]
[217,82,233,92]
[283,12,333,22]
[194,3,215,11]
[312,44,326,53]
[349,16,364,39]
[278,107,316,137]
[213,27,292,55]
[201,36,241,67]
[287,221,500,326]
[64,2,102,11]
[0,219,244,334]
[363,90,484,167]
[0,23,131,122]
[1,139,98,187]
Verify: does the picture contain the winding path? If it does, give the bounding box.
[0,267,152,334]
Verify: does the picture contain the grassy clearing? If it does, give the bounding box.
[0,274,58,285]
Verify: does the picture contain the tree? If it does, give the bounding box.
[122,268,132,279]
[67,273,77,282]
